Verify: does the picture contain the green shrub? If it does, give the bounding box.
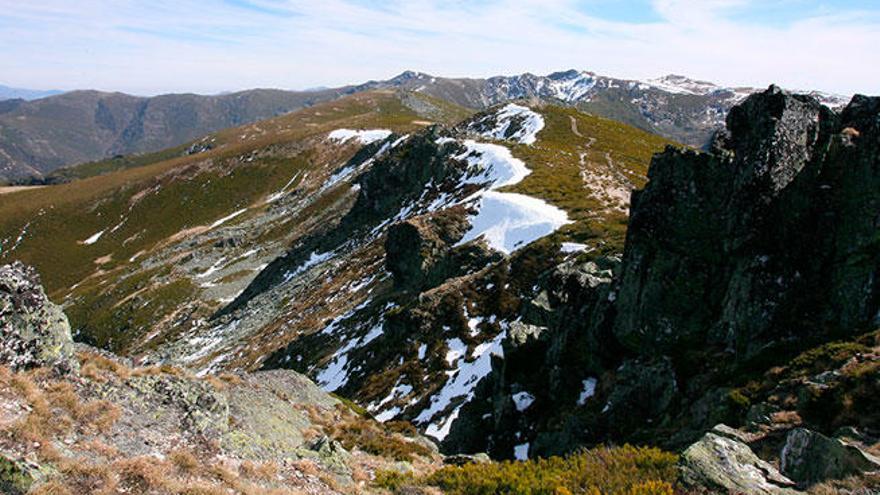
[423,445,678,495]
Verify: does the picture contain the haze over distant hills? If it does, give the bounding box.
[0,69,848,184]
[0,84,63,101]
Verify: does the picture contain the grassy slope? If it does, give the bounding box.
[0,91,467,295]
[504,104,674,255]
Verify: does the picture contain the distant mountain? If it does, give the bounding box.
[358,70,849,147]
[0,84,63,101]
[0,70,850,183]
[0,87,352,183]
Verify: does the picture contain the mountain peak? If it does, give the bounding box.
[389,70,433,83]
[645,74,720,95]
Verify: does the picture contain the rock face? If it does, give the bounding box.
[680,430,799,495]
[615,86,880,361]
[385,208,502,291]
[0,261,76,372]
[781,428,880,486]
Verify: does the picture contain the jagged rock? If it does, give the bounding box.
[385,208,478,290]
[295,436,352,475]
[680,431,799,495]
[780,428,880,486]
[0,262,77,372]
[506,321,547,348]
[615,86,880,362]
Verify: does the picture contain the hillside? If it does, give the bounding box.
[0,87,353,183]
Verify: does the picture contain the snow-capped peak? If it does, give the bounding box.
[643,74,721,96]
[544,70,597,102]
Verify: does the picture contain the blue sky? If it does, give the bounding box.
[0,0,877,95]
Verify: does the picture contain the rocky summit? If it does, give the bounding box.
[0,81,878,495]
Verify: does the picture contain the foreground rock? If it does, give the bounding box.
[680,429,799,495]
[0,262,442,493]
[0,261,76,372]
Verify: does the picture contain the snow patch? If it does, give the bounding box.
[512,391,535,412]
[577,377,598,406]
[458,191,570,254]
[452,140,570,254]
[283,251,333,283]
[328,129,392,145]
[81,229,106,245]
[209,208,247,229]
[561,242,589,253]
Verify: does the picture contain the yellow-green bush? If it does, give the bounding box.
[420,445,678,495]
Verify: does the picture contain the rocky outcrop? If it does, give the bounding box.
[680,429,799,495]
[385,207,491,290]
[781,428,880,487]
[615,86,880,361]
[0,261,76,372]
[444,87,880,464]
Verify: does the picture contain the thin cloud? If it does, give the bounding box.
[0,0,876,95]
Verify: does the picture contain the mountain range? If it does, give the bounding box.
[0,70,848,184]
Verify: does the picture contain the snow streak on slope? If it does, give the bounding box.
[416,331,506,441]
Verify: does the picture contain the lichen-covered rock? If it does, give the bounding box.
[780,427,880,487]
[125,373,229,435]
[0,262,76,372]
[0,454,41,495]
[680,431,799,495]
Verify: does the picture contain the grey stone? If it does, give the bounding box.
[680,432,799,495]
[781,428,880,486]
[0,262,77,373]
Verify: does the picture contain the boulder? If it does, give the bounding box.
[0,262,77,372]
[680,431,799,495]
[780,427,880,486]
[385,208,501,291]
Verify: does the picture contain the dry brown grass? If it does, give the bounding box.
[808,473,880,494]
[78,438,120,458]
[29,480,75,495]
[241,460,281,481]
[307,404,433,462]
[169,447,201,474]
[291,459,320,477]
